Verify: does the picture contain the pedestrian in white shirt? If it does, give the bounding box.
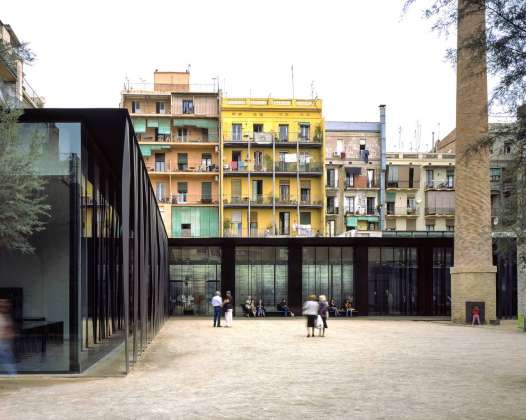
[223,290,234,327]
[302,295,319,338]
[211,291,223,327]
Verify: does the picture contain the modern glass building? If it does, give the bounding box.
[168,235,517,319]
[0,109,169,374]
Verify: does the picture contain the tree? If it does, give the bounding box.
[404,0,526,112]
[0,38,48,253]
[0,107,49,253]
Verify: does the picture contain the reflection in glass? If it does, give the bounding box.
[432,247,453,316]
[169,247,221,315]
[302,247,354,306]
[235,247,288,309]
[368,247,418,315]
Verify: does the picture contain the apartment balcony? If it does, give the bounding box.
[425,180,455,191]
[123,81,217,95]
[386,206,419,217]
[425,207,455,216]
[223,161,322,176]
[275,162,323,175]
[223,226,318,238]
[223,195,322,208]
[386,179,419,190]
[147,162,220,175]
[138,133,174,143]
[222,131,322,148]
[345,176,378,190]
[156,194,219,206]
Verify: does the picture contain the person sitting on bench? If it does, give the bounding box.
[277,299,291,317]
[343,297,354,317]
[329,298,339,317]
[256,299,266,317]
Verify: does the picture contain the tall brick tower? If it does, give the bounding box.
[451,0,497,323]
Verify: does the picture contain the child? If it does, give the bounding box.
[471,305,481,326]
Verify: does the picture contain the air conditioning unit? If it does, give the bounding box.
[214,175,219,182]
[215,145,219,152]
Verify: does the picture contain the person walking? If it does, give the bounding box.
[302,294,319,338]
[318,295,328,337]
[224,290,233,327]
[211,291,222,327]
[471,305,481,326]
[0,299,16,375]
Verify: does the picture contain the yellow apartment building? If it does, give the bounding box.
[221,97,325,237]
[122,71,220,237]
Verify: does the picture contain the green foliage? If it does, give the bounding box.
[0,106,49,253]
[405,0,526,112]
[0,37,34,74]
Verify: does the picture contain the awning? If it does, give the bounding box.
[140,144,171,157]
[357,215,379,222]
[173,119,218,130]
[132,118,146,134]
[386,192,396,201]
[147,119,159,128]
[158,119,171,135]
[346,216,358,228]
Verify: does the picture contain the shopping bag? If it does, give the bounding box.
[316,315,323,329]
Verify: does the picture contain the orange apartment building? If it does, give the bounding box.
[121,71,220,237]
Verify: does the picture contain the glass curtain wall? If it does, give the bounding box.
[168,247,221,315]
[368,247,418,315]
[302,247,354,307]
[235,247,288,310]
[0,123,80,373]
[432,247,453,316]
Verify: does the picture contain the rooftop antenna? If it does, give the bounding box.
[291,65,295,99]
[398,126,402,151]
[310,81,315,99]
[432,131,435,152]
[437,122,441,140]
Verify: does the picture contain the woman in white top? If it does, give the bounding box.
[302,294,319,338]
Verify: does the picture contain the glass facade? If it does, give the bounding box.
[368,247,418,315]
[235,247,288,310]
[0,110,169,374]
[0,123,80,372]
[168,247,221,315]
[302,247,354,307]
[432,247,453,316]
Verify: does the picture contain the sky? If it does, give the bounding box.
[3,0,459,151]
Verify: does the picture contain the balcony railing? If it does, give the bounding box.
[138,134,173,143]
[147,161,219,173]
[22,79,44,108]
[386,206,419,216]
[222,131,322,144]
[425,207,455,215]
[223,195,322,207]
[425,180,455,190]
[223,226,318,238]
[223,161,322,173]
[156,194,219,205]
[123,81,217,94]
[386,180,419,189]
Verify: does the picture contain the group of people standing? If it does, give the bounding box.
[303,294,329,337]
[211,291,233,327]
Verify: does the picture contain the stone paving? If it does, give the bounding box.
[1,318,526,419]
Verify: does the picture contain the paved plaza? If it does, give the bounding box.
[1,318,525,419]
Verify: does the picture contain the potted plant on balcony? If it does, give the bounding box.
[313,126,322,142]
[263,154,273,172]
[223,218,231,236]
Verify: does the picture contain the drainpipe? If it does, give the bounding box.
[379,105,387,231]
